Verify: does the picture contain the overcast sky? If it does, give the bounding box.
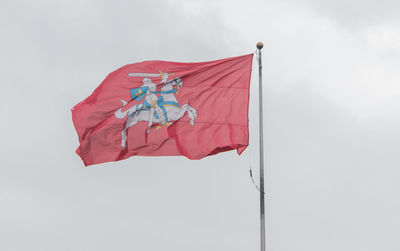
[1,0,399,250]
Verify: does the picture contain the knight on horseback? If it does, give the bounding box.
[114,71,197,148]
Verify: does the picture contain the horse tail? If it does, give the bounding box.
[114,99,129,119]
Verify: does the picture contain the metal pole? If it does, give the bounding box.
[257,42,266,251]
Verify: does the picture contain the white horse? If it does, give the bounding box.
[114,77,197,148]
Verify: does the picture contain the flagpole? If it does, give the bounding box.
[257,42,266,251]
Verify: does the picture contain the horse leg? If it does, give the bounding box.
[184,105,197,125]
[189,106,197,119]
[121,116,139,148]
[147,106,155,134]
[169,104,188,121]
[121,130,127,149]
[168,104,196,126]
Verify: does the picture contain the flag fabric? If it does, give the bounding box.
[72,54,254,166]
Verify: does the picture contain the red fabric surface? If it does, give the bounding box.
[72,54,253,166]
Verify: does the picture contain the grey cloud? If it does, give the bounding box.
[280,0,400,28]
[1,0,399,250]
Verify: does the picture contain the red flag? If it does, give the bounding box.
[72,54,253,166]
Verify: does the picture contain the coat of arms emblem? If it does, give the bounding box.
[114,70,197,148]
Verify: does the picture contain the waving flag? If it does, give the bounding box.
[72,54,253,166]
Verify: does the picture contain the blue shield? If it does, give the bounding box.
[130,86,148,101]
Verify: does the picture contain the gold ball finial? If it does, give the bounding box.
[256,42,264,49]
